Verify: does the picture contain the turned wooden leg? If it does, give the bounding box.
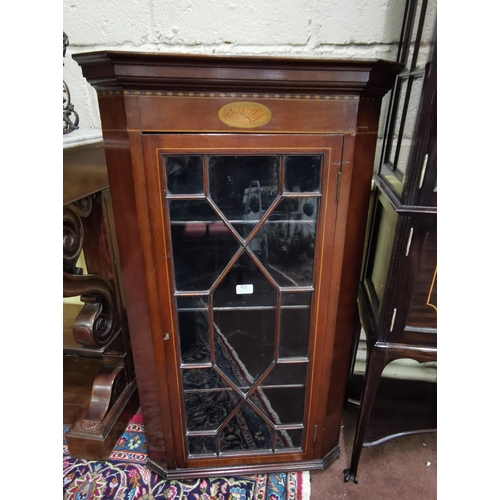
[343,345,387,484]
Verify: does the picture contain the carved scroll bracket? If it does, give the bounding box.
[63,195,119,348]
[63,200,92,274]
[73,365,126,432]
[63,271,118,347]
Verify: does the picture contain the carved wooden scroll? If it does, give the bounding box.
[63,195,119,348]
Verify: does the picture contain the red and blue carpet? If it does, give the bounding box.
[63,415,311,500]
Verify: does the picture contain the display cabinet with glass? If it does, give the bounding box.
[343,0,437,484]
[74,51,401,478]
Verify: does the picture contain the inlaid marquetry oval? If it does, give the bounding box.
[218,102,272,128]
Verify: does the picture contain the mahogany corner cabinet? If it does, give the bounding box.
[74,51,401,479]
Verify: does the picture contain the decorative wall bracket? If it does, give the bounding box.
[63,32,79,135]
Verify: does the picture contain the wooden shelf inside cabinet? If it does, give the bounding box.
[74,50,402,478]
[63,141,139,460]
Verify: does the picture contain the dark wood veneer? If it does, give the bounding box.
[75,51,401,478]
[343,12,437,484]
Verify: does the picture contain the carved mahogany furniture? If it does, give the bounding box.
[343,6,437,484]
[63,141,139,459]
[73,51,401,478]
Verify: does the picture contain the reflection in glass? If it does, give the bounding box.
[165,153,321,456]
[187,435,216,456]
[169,201,240,291]
[219,404,273,452]
[284,155,321,193]
[255,197,318,286]
[276,429,303,449]
[281,291,312,306]
[213,252,277,308]
[249,387,305,426]
[280,307,311,358]
[208,156,280,234]
[165,155,204,195]
[396,77,423,175]
[388,78,409,169]
[214,308,275,388]
[264,362,308,386]
[169,199,218,222]
[257,387,306,425]
[176,295,209,309]
[182,368,240,431]
[177,298,210,364]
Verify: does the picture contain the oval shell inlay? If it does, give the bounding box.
[218,102,272,128]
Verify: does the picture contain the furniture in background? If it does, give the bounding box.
[63,141,139,459]
[73,51,401,479]
[343,2,437,484]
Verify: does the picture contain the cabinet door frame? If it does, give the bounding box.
[140,133,344,470]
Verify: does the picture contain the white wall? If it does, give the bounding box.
[62,0,436,382]
[63,0,408,140]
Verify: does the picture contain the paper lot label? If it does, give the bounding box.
[236,284,254,295]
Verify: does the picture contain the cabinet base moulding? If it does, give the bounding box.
[147,446,340,480]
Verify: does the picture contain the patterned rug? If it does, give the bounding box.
[63,414,311,500]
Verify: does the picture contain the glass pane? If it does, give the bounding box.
[396,77,423,176]
[169,200,240,291]
[169,199,218,222]
[256,197,318,287]
[165,155,203,195]
[263,362,308,386]
[182,368,240,431]
[187,435,216,456]
[214,308,276,388]
[406,0,425,70]
[176,297,210,364]
[388,78,409,169]
[407,0,436,70]
[213,252,277,308]
[208,156,280,236]
[276,429,303,450]
[176,295,209,309]
[367,196,398,309]
[281,291,312,306]
[219,403,273,452]
[251,387,305,425]
[374,92,391,171]
[280,306,310,358]
[232,221,258,244]
[284,155,321,193]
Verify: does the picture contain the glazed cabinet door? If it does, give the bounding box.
[141,133,343,471]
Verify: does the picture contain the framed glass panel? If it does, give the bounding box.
[164,148,326,458]
[253,387,306,425]
[279,307,311,358]
[182,368,240,431]
[377,0,436,202]
[218,404,273,453]
[284,155,321,193]
[177,297,210,364]
[187,435,216,456]
[165,155,204,195]
[256,197,318,287]
[276,428,303,450]
[263,362,308,386]
[213,308,276,389]
[208,155,280,228]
